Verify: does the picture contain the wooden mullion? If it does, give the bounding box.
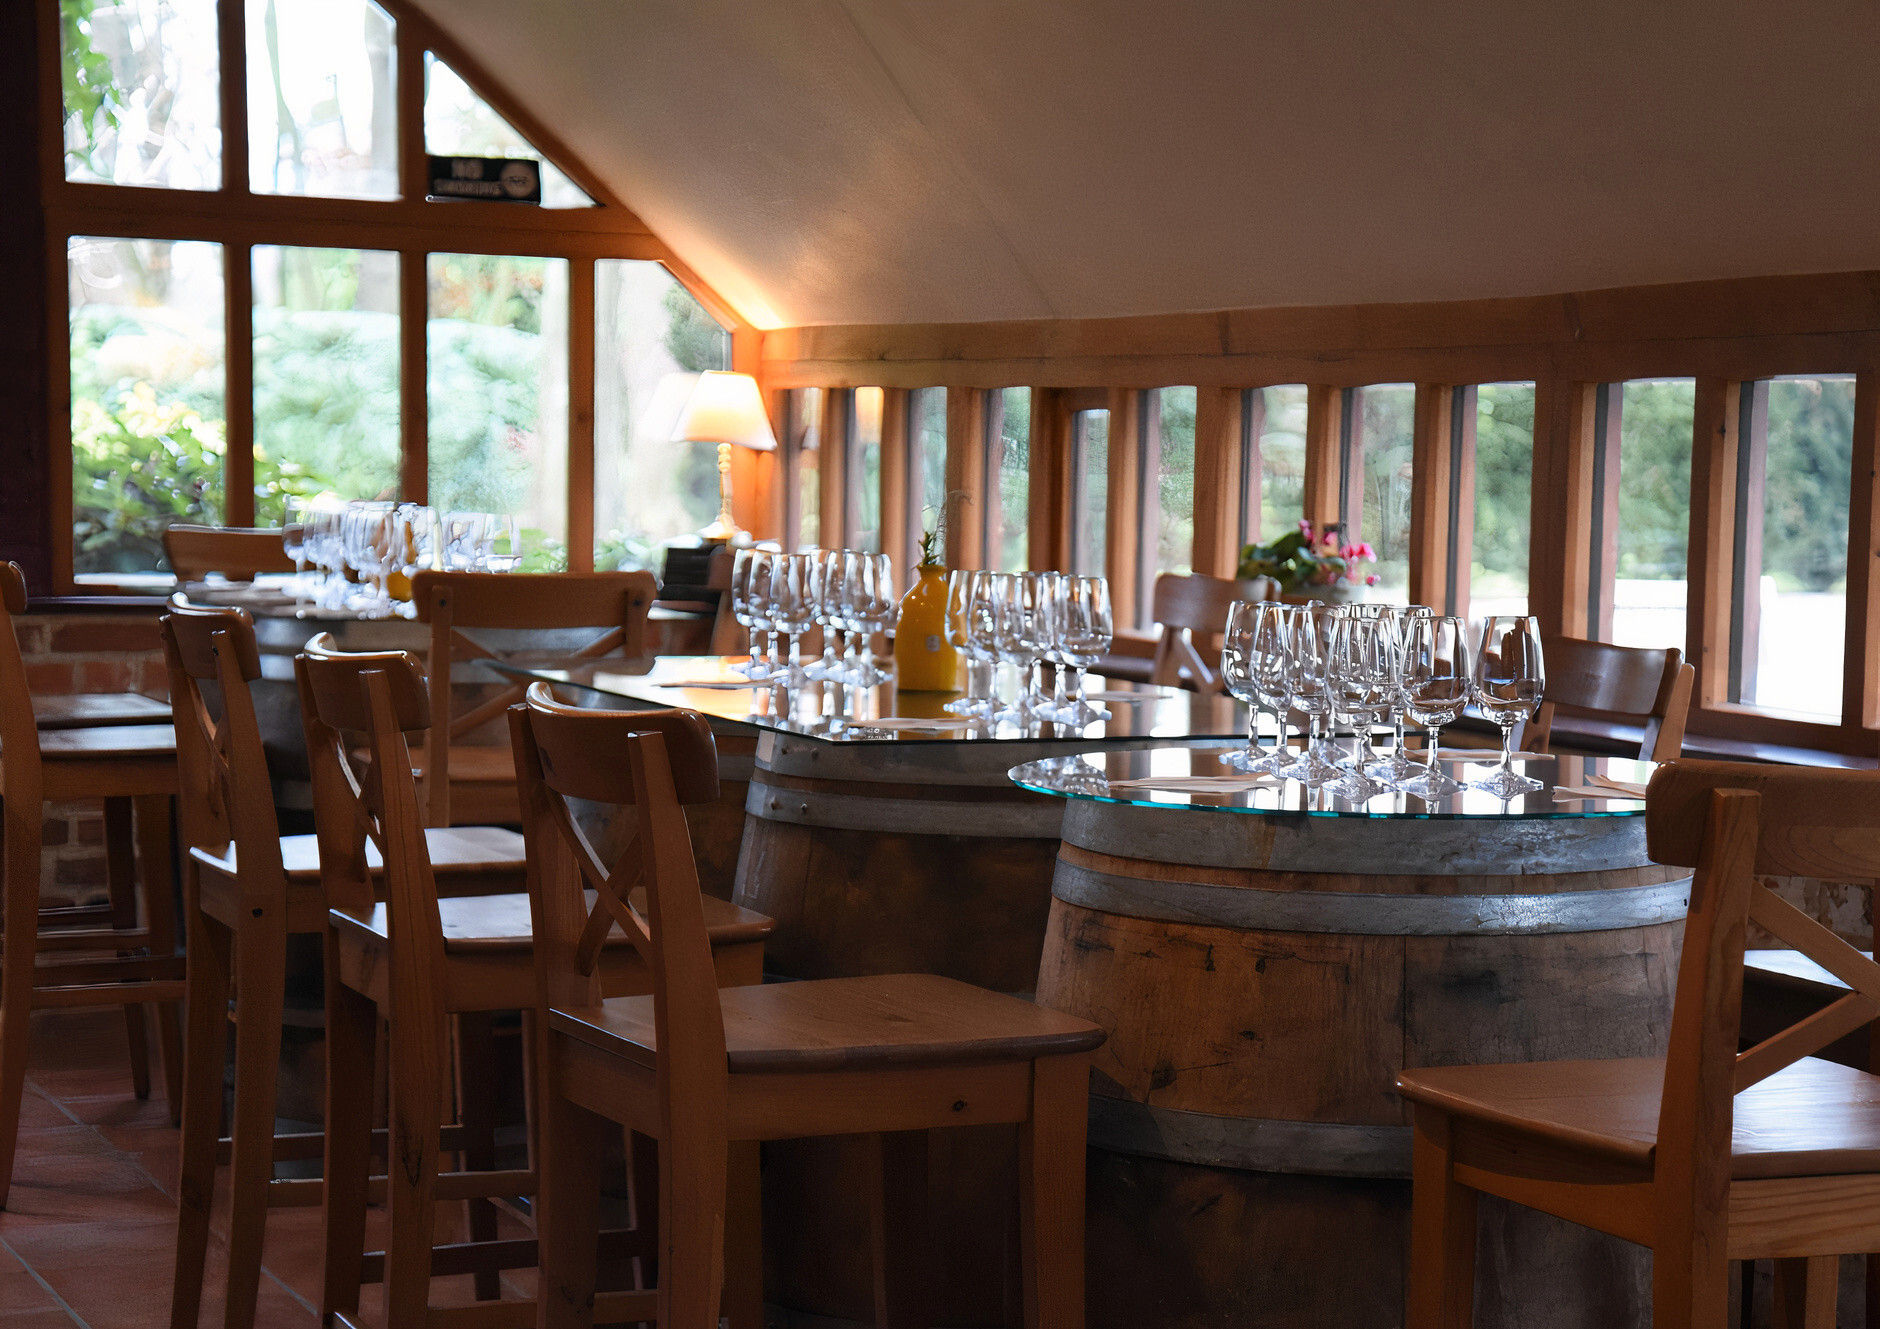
[944,387,987,569]
[1105,387,1145,626]
[1731,380,1769,706]
[1338,387,1366,537]
[394,8,426,204]
[218,0,249,197]
[764,386,795,548]
[879,388,912,575]
[819,388,850,547]
[1191,386,1242,578]
[1448,385,1478,621]
[224,243,256,525]
[399,250,428,502]
[44,224,72,591]
[566,257,595,571]
[1845,364,1880,732]
[1687,377,1741,708]
[1408,383,1455,612]
[1028,388,1070,572]
[1301,384,1341,531]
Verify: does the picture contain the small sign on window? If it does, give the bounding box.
[425,155,543,204]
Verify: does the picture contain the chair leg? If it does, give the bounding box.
[1017,1055,1088,1329]
[629,1129,661,1292]
[1771,1256,1836,1329]
[724,1140,765,1329]
[103,797,150,1101]
[1407,1106,1477,1329]
[1651,1240,1732,1329]
[0,800,44,1209]
[382,1004,447,1329]
[169,908,233,1329]
[538,1058,612,1329]
[222,912,286,1329]
[660,1095,729,1329]
[321,950,376,1325]
[133,793,184,1120]
[869,1131,931,1329]
[452,1010,502,1301]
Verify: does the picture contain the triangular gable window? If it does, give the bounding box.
[423,54,594,207]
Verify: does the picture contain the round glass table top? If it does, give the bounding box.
[1009,744,1658,820]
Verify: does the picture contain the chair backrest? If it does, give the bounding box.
[0,563,42,812]
[162,525,298,582]
[1645,760,1880,1212]
[510,684,728,1160]
[159,603,283,894]
[1521,635,1693,762]
[1147,572,1278,691]
[410,570,657,825]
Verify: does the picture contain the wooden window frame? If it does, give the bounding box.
[39,0,752,592]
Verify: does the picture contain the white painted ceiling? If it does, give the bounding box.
[415,0,1880,330]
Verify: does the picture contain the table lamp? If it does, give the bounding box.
[669,370,777,543]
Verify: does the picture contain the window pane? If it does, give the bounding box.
[252,246,399,521]
[790,389,821,550]
[70,237,226,577]
[247,0,397,199]
[424,55,592,207]
[63,0,221,189]
[912,387,949,542]
[427,254,569,568]
[1357,383,1414,600]
[851,387,883,553]
[1155,387,1196,577]
[1735,376,1852,718]
[1253,385,1307,543]
[1613,379,1694,650]
[1072,409,1109,577]
[991,387,1031,571]
[593,261,730,571]
[1472,382,1534,618]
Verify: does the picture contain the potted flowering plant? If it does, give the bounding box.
[1235,519,1380,603]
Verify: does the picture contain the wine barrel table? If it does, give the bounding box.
[1017,748,1690,1329]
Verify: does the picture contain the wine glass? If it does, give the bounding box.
[441,512,485,571]
[1035,572,1073,721]
[944,570,997,717]
[803,550,846,683]
[1219,600,1266,770]
[770,552,816,686]
[747,551,782,680]
[1366,605,1431,784]
[729,547,770,678]
[1277,603,1347,785]
[1472,615,1547,798]
[1396,615,1473,801]
[1246,603,1299,776]
[846,552,896,688]
[1054,576,1113,728]
[481,514,522,572]
[1324,613,1390,801]
[993,573,1048,724]
[282,496,310,611]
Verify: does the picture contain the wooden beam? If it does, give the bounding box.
[223,244,256,526]
[1448,386,1478,621]
[566,258,595,570]
[818,388,851,548]
[879,387,912,576]
[1302,384,1342,531]
[1192,386,1242,578]
[1408,383,1455,612]
[1028,388,1070,572]
[1846,365,1880,733]
[7,0,53,589]
[944,387,988,569]
[398,250,428,502]
[1688,376,1741,706]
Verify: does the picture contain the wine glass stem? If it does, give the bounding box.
[1247,707,1260,753]
[1073,665,1088,705]
[1500,723,1516,773]
[747,627,761,665]
[1029,660,1042,703]
[1427,726,1443,774]
[1393,716,1407,761]
[1053,664,1068,710]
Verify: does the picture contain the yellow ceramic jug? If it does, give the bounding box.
[893,536,960,691]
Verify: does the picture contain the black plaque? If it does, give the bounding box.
[425,155,543,203]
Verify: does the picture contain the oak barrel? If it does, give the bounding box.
[1034,796,1690,1329]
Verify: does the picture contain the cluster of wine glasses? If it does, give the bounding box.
[729,548,900,688]
[1220,604,1546,802]
[284,498,522,615]
[942,570,1114,727]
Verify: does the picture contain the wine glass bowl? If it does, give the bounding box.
[1472,615,1547,798]
[1396,614,1473,801]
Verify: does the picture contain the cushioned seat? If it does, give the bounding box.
[1397,1054,1880,1180]
[552,971,1110,1074]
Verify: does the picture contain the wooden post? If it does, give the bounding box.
[1531,380,1610,640]
[223,245,256,526]
[1687,377,1741,707]
[880,388,912,576]
[1192,387,1242,579]
[2,0,51,588]
[1845,365,1880,733]
[1302,384,1342,531]
[1731,380,1769,706]
[1028,389,1070,572]
[398,252,428,503]
[731,328,776,543]
[1408,384,1456,613]
[1449,386,1478,620]
[819,389,851,548]
[1240,387,1266,547]
[1105,388,1145,627]
[945,387,988,569]
[566,258,596,570]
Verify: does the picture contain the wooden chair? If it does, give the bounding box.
[410,570,657,826]
[162,604,531,1329]
[301,647,772,1329]
[1398,759,1880,1328]
[0,561,184,1205]
[162,525,298,583]
[1147,572,1277,692]
[1518,635,1694,762]
[513,683,1107,1329]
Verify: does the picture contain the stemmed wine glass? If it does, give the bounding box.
[1054,575,1113,727]
[1366,605,1431,784]
[944,570,998,717]
[1277,603,1347,785]
[804,550,847,683]
[282,496,310,613]
[769,553,817,687]
[1396,615,1473,800]
[730,548,771,679]
[1472,614,1547,798]
[1220,600,1270,771]
[480,515,522,572]
[1035,573,1073,721]
[748,551,783,680]
[845,551,896,688]
[1248,603,1299,775]
[442,512,485,571]
[1324,613,1391,800]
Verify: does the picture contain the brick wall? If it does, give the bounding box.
[18,607,167,907]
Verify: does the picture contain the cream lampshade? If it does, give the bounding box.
[669,370,777,543]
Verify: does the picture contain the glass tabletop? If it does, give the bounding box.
[1010,746,1658,820]
[489,655,1248,745]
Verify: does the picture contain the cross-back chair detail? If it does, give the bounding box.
[1520,634,1694,762]
[1147,572,1276,692]
[410,570,657,825]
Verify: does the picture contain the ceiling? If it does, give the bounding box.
[415,0,1880,330]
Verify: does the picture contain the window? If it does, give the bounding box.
[423,55,592,207]
[1069,408,1109,577]
[1472,382,1535,618]
[1152,388,1196,577]
[785,389,822,550]
[850,387,884,552]
[63,0,221,190]
[1248,384,1308,544]
[1730,376,1852,719]
[1611,378,1694,650]
[70,236,227,577]
[247,0,398,199]
[985,387,1031,570]
[1350,383,1414,599]
[252,245,400,521]
[426,254,569,568]
[592,260,731,571]
[910,386,949,552]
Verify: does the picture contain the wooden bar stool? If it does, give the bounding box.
[513,684,1107,1329]
[161,604,532,1329]
[1399,759,1880,1328]
[1518,635,1694,762]
[0,561,184,1205]
[410,569,656,827]
[299,647,772,1329]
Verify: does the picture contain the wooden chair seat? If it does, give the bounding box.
[33,693,172,729]
[37,721,175,760]
[332,890,771,957]
[556,972,1105,1075]
[1399,1055,1880,1180]
[200,825,527,882]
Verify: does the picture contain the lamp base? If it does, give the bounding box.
[695,517,752,545]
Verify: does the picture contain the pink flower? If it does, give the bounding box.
[1297,518,1313,535]
[1320,532,1340,552]
[1349,541,1376,561]
[1365,574,1380,586]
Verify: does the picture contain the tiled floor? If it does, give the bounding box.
[0,1008,527,1328]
